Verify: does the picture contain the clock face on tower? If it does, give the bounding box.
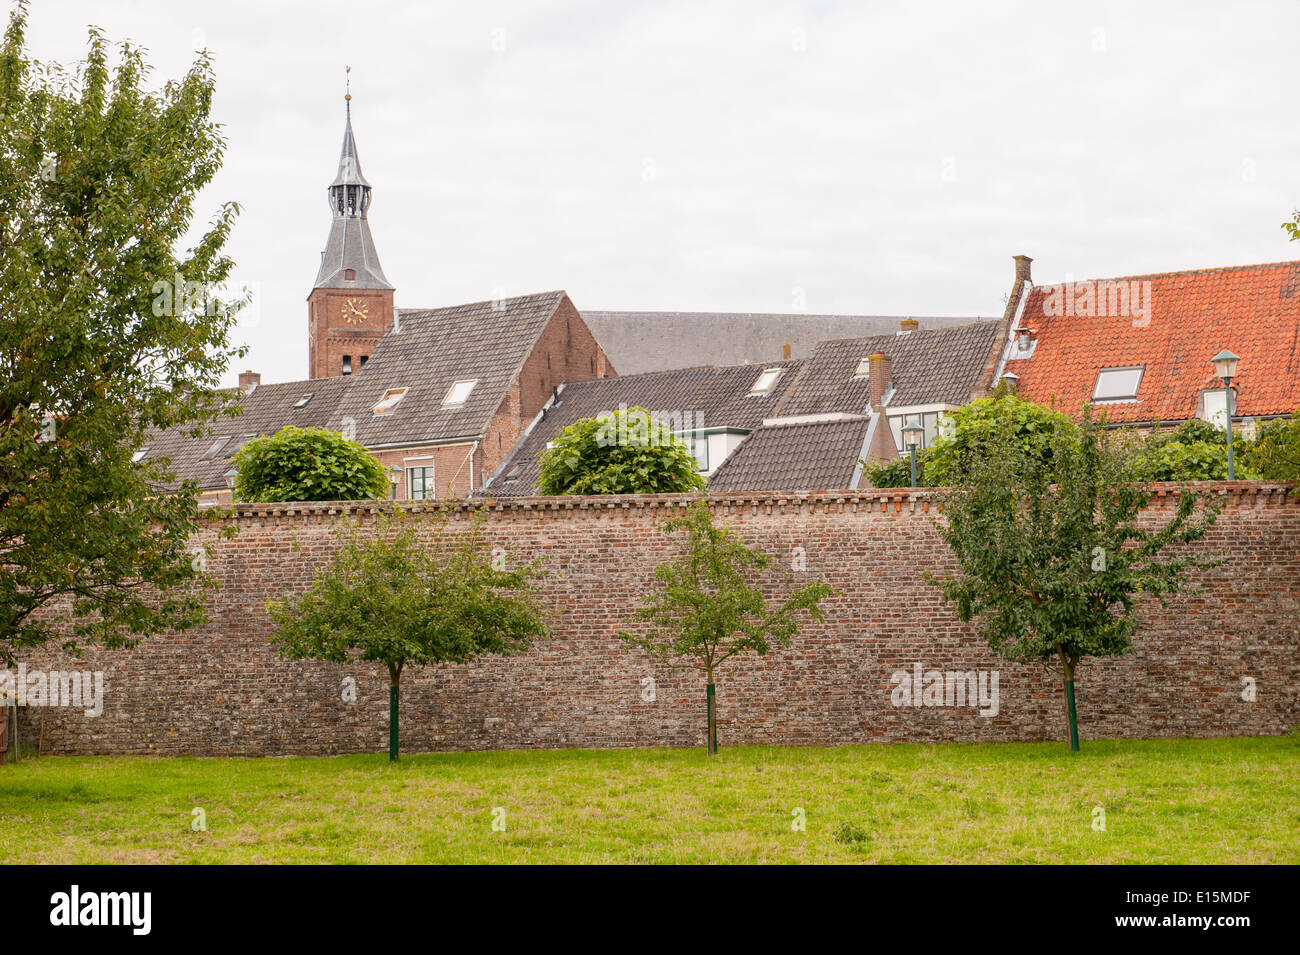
[343,298,370,325]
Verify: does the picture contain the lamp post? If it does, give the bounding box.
[903,423,924,487]
[1210,350,1241,480]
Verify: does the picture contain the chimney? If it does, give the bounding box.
[867,352,892,408]
[1014,254,1033,283]
[899,318,919,333]
[238,370,260,393]
[782,343,791,360]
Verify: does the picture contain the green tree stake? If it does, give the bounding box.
[389,679,399,763]
[706,682,717,755]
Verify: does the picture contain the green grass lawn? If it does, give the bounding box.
[1,736,1296,863]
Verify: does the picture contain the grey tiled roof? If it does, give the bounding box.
[705,416,873,492]
[142,377,352,491]
[779,319,1000,415]
[581,311,981,375]
[326,291,569,447]
[485,359,803,496]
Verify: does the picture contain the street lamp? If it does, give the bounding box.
[1210,350,1241,480]
[223,468,237,490]
[902,423,924,487]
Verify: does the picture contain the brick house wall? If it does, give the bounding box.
[307,287,395,380]
[17,484,1298,756]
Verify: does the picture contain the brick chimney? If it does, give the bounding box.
[867,353,892,408]
[238,370,261,393]
[899,318,919,333]
[782,343,791,360]
[1014,254,1033,282]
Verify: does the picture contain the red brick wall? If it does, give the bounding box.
[18,484,1299,756]
[307,288,395,380]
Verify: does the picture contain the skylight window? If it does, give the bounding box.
[372,388,408,414]
[294,393,313,409]
[853,358,871,379]
[1091,367,1144,402]
[443,379,477,407]
[202,437,230,460]
[748,368,783,396]
[132,448,149,463]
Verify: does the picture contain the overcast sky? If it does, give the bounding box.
[15,0,1300,386]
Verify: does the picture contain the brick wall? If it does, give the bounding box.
[17,484,1299,756]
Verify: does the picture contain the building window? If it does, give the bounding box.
[344,268,355,281]
[748,368,783,396]
[443,379,477,407]
[888,411,948,453]
[359,355,367,368]
[342,355,352,375]
[132,448,149,463]
[408,466,434,500]
[294,393,313,408]
[853,358,871,379]
[1091,366,1144,402]
[1200,389,1232,429]
[684,433,709,472]
[372,388,408,414]
[202,437,231,460]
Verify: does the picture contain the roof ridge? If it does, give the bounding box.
[556,357,804,387]
[397,289,566,316]
[1036,259,1300,286]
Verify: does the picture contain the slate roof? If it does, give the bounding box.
[485,359,803,496]
[141,377,352,491]
[1003,261,1300,423]
[581,311,981,375]
[706,416,873,492]
[325,291,569,447]
[778,320,1001,416]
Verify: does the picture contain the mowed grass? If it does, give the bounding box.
[1,736,1296,864]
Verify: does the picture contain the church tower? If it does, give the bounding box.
[307,88,395,379]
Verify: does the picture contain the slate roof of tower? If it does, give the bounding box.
[581,311,981,375]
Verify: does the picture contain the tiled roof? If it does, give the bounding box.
[779,320,1001,414]
[1004,260,1300,423]
[326,291,568,446]
[485,360,804,496]
[142,377,352,490]
[705,416,873,492]
[581,311,981,375]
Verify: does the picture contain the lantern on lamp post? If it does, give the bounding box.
[903,423,924,487]
[1210,350,1241,480]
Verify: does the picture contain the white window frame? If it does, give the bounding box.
[372,387,408,415]
[748,368,783,396]
[853,358,871,379]
[1091,366,1144,402]
[443,379,478,407]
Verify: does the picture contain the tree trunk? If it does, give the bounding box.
[706,678,717,755]
[388,663,401,762]
[1057,648,1080,752]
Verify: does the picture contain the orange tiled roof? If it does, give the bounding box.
[1004,260,1300,423]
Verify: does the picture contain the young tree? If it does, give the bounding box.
[538,407,706,495]
[267,512,548,760]
[924,391,1077,487]
[0,10,243,665]
[232,427,390,502]
[931,409,1221,750]
[619,502,833,754]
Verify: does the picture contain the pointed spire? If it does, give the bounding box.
[331,68,371,192]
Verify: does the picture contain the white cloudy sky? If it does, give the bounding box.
[14,0,1300,386]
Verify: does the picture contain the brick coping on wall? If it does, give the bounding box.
[222,481,1298,519]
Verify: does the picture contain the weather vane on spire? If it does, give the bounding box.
[345,65,351,103]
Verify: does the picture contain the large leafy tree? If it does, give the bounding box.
[538,407,706,495]
[619,502,833,754]
[1244,410,1300,481]
[923,391,1077,487]
[267,512,548,760]
[931,408,1221,750]
[232,426,390,503]
[0,8,243,665]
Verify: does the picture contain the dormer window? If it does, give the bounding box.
[294,393,313,409]
[1091,366,1144,402]
[748,368,783,396]
[853,358,871,380]
[372,388,408,414]
[442,379,477,407]
[344,269,356,281]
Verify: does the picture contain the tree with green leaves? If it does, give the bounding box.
[1134,419,1261,481]
[0,8,242,666]
[619,501,833,754]
[924,391,1077,486]
[1244,410,1300,481]
[931,408,1221,750]
[538,406,706,495]
[232,426,390,503]
[866,449,932,488]
[267,512,548,760]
